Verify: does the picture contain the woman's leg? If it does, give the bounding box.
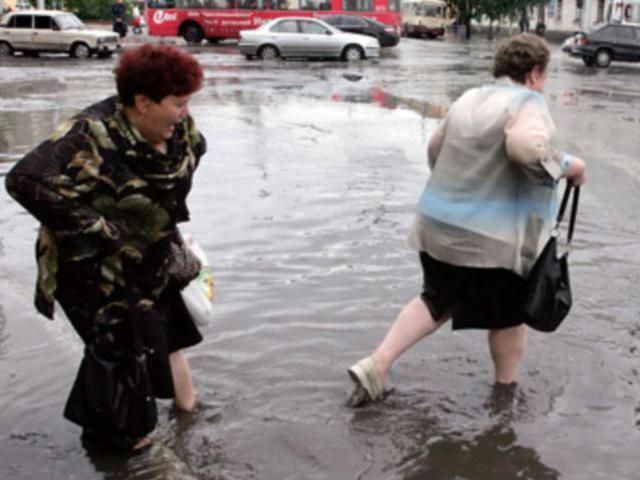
[371,296,449,383]
[488,324,527,384]
[169,350,196,412]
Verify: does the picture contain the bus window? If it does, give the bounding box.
[388,0,400,12]
[300,0,331,11]
[343,0,373,12]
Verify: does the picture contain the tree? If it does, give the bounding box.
[63,0,114,21]
[448,0,547,39]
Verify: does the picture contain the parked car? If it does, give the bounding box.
[565,22,640,68]
[322,15,400,48]
[238,17,380,61]
[0,10,119,58]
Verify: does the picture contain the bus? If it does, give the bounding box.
[400,0,447,38]
[146,0,402,43]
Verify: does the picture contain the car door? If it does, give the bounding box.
[268,19,300,57]
[7,14,33,50]
[32,15,63,52]
[298,19,339,57]
[611,25,636,60]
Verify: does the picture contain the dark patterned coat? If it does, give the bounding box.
[5,96,207,345]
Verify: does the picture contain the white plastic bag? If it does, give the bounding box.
[180,235,215,327]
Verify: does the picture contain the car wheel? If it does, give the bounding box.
[0,41,13,57]
[71,42,91,59]
[182,23,204,44]
[595,49,611,68]
[582,55,595,66]
[342,45,364,62]
[258,45,279,60]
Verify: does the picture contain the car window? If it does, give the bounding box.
[270,20,298,33]
[323,16,342,26]
[55,13,84,30]
[592,25,632,41]
[592,26,612,40]
[343,17,368,27]
[613,26,635,40]
[12,15,32,28]
[34,16,53,30]
[300,20,329,34]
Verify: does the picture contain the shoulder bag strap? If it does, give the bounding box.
[555,184,580,246]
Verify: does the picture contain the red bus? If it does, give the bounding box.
[146,0,401,43]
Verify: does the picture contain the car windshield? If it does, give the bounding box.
[55,13,85,30]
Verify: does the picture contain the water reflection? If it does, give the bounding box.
[401,421,560,480]
[401,385,559,480]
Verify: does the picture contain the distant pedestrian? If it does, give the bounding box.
[518,8,530,32]
[112,0,128,38]
[346,33,586,407]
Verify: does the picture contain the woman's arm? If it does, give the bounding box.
[427,122,446,170]
[5,121,122,254]
[505,100,586,185]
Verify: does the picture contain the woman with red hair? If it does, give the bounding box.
[5,44,206,451]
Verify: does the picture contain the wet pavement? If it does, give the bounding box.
[1,37,640,480]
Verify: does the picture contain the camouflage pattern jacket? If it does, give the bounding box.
[5,96,206,341]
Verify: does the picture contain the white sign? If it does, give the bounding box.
[153,10,178,24]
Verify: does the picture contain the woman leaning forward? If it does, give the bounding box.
[5,44,207,450]
[347,33,586,407]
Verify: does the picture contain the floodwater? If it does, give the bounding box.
[1,37,639,480]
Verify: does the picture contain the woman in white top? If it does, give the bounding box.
[347,33,586,407]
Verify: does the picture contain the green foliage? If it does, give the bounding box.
[62,0,114,20]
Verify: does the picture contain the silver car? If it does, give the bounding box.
[238,17,380,61]
[0,10,119,59]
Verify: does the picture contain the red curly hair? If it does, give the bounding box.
[114,44,204,106]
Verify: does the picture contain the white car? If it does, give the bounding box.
[0,10,119,58]
[238,17,380,61]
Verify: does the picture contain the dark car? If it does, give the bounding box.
[566,22,640,68]
[322,15,400,47]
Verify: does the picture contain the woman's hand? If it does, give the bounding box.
[563,157,586,186]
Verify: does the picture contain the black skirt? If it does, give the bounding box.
[419,251,527,330]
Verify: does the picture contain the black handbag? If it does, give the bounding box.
[64,311,157,450]
[522,184,580,332]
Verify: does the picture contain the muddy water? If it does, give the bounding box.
[1,38,639,479]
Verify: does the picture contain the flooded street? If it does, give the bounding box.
[1,37,640,479]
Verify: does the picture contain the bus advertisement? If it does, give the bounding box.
[147,0,402,43]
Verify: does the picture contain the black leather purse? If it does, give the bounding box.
[522,184,580,332]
